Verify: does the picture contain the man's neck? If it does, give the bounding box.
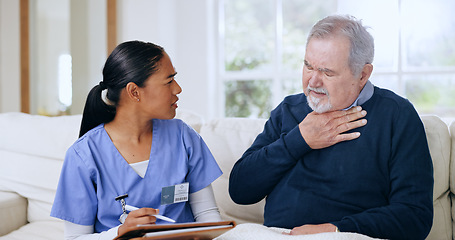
[343,80,374,110]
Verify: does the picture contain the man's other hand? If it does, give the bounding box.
[286,223,338,235]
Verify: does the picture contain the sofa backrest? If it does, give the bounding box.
[421,115,452,240]
[200,117,267,224]
[0,112,81,222]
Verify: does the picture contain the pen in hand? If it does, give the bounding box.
[125,205,176,223]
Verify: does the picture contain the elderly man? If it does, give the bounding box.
[229,15,433,240]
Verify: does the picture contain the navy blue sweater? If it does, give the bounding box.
[229,87,433,240]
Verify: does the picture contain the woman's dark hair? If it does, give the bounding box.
[79,41,165,137]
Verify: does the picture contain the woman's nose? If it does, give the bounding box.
[173,81,182,94]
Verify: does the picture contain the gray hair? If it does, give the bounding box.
[307,15,374,76]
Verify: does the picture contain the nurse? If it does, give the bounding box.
[51,41,223,239]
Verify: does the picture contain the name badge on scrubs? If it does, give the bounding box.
[161,182,189,205]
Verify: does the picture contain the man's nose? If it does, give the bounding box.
[308,71,323,88]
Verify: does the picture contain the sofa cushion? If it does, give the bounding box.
[200,117,267,224]
[421,115,452,240]
[0,221,63,240]
[0,191,27,236]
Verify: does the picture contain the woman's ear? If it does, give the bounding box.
[126,82,140,102]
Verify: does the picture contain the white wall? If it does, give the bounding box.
[117,0,218,119]
[175,0,219,120]
[0,0,217,120]
[69,0,106,115]
[0,0,20,113]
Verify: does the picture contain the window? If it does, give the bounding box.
[218,0,455,119]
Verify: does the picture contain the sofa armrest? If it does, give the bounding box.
[0,191,27,236]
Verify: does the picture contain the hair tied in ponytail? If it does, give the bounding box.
[99,81,107,90]
[101,89,115,106]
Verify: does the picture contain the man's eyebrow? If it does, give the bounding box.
[305,60,335,74]
[304,60,337,74]
[167,72,177,79]
[319,68,336,74]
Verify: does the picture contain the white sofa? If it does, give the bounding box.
[0,111,453,240]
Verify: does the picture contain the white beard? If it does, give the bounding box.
[306,87,332,113]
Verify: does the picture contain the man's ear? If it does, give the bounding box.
[125,82,140,102]
[360,64,373,85]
